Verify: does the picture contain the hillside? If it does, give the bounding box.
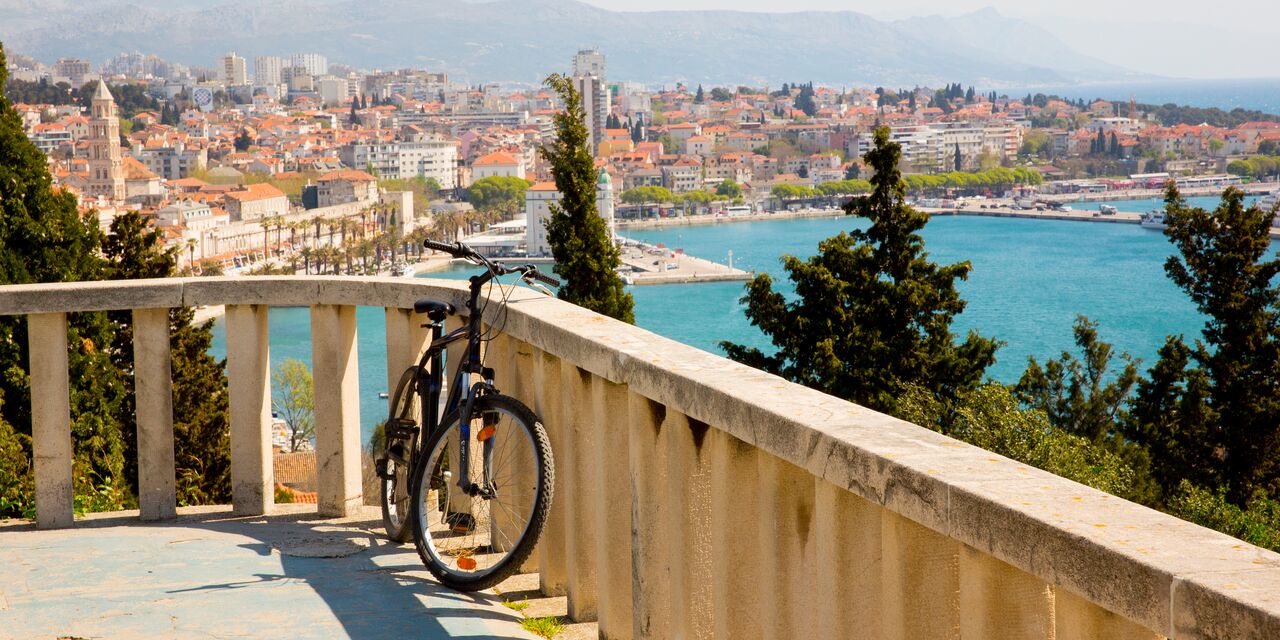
[0,0,1143,86]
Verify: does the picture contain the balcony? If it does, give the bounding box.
[1,276,1278,639]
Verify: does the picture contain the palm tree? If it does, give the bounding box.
[185,238,198,269]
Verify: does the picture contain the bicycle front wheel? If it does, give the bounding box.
[410,393,553,591]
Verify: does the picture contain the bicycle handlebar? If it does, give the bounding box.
[423,238,560,288]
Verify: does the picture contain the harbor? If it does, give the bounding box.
[618,239,753,285]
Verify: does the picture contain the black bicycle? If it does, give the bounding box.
[376,238,557,591]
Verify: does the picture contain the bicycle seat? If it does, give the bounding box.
[414,299,455,322]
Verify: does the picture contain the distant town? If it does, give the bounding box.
[5,47,1280,273]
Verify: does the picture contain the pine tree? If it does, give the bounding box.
[102,211,231,504]
[1127,186,1280,504]
[540,73,634,323]
[0,42,129,515]
[722,126,999,414]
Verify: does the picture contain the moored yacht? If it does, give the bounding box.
[1140,209,1168,230]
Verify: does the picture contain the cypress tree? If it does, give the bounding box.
[1127,186,1280,504]
[722,126,999,414]
[102,211,231,504]
[0,42,129,515]
[349,97,359,125]
[540,73,634,323]
[954,142,963,171]
[695,84,705,103]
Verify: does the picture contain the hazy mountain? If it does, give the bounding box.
[0,0,1144,86]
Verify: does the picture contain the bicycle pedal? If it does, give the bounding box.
[375,456,393,480]
[385,417,418,439]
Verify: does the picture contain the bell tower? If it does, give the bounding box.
[87,81,126,202]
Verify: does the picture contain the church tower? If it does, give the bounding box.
[87,81,126,202]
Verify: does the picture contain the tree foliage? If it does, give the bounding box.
[272,359,315,453]
[102,210,231,505]
[723,126,999,414]
[0,45,230,515]
[899,383,1136,498]
[1015,316,1140,443]
[464,176,532,220]
[540,73,634,323]
[1126,185,1280,504]
[620,185,675,205]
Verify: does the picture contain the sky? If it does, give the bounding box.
[576,0,1279,78]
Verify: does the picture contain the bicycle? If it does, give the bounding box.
[376,238,557,591]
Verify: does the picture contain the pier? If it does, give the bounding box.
[618,240,753,285]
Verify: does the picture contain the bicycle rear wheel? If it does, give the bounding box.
[410,393,553,591]
[379,367,420,542]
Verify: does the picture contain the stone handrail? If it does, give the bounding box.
[1,276,1277,639]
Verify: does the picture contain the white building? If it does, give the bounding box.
[570,49,609,158]
[524,171,615,256]
[572,49,606,78]
[254,55,283,86]
[222,52,247,86]
[317,76,356,107]
[339,139,458,188]
[290,53,328,78]
[472,151,525,180]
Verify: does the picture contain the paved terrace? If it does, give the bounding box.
[1,276,1279,639]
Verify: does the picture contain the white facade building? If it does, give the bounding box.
[254,56,283,86]
[290,53,328,78]
[222,52,247,86]
[339,139,458,188]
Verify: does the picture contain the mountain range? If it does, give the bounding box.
[0,0,1147,87]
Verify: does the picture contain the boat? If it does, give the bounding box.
[1140,210,1168,230]
[1259,192,1279,227]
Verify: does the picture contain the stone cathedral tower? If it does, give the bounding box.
[88,81,125,202]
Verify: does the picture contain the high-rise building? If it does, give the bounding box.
[572,49,606,78]
[223,52,247,86]
[290,53,328,78]
[87,81,125,202]
[570,49,609,157]
[254,55,283,86]
[54,58,91,87]
[572,75,608,157]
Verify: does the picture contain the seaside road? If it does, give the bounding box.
[0,505,538,640]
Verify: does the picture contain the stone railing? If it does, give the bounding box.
[2,276,1278,639]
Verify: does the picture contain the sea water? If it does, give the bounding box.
[208,214,1279,444]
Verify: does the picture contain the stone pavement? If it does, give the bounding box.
[0,505,539,640]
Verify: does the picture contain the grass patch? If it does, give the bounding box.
[502,599,531,613]
[520,616,564,639]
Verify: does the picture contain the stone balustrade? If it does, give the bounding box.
[2,276,1278,639]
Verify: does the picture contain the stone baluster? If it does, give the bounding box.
[561,361,599,621]
[133,307,176,521]
[29,312,73,530]
[534,348,568,595]
[710,428,763,639]
[814,480,882,637]
[880,510,961,639]
[311,304,362,517]
[593,375,632,638]
[226,304,272,516]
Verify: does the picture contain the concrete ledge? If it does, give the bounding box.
[0,279,184,315]
[2,277,1279,636]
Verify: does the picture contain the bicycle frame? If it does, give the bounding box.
[410,271,502,499]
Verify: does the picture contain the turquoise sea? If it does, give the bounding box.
[209,213,1279,445]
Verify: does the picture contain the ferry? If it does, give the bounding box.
[1140,210,1168,231]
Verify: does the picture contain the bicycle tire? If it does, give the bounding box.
[409,393,553,592]
[380,367,420,542]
